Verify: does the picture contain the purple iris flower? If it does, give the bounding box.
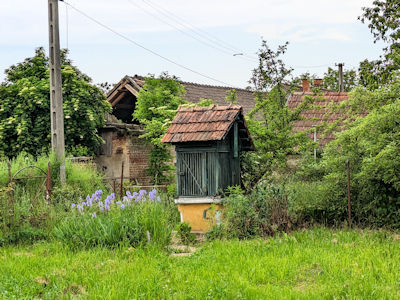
[149,189,156,201]
[71,203,76,208]
[120,204,125,209]
[92,212,97,218]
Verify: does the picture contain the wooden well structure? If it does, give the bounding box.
[162,104,254,232]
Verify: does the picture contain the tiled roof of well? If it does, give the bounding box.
[287,91,349,146]
[161,104,242,143]
[131,75,256,115]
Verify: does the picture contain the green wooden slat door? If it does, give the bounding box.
[178,152,204,196]
[177,151,219,197]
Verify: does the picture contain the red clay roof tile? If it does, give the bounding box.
[161,105,242,143]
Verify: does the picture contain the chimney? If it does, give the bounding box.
[313,79,323,87]
[302,79,310,92]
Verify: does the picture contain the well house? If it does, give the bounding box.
[161,104,254,231]
[95,75,255,186]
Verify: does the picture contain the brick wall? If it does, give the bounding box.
[127,135,152,185]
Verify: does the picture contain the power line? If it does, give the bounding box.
[140,0,258,61]
[126,0,239,58]
[62,1,236,87]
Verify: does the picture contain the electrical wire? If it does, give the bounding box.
[140,0,258,61]
[127,0,255,63]
[62,1,237,87]
[127,0,235,57]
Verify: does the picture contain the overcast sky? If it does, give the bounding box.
[0,0,384,88]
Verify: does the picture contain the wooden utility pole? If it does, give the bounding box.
[337,63,344,92]
[48,0,66,184]
[346,160,352,227]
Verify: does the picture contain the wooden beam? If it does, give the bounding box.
[107,85,124,103]
[111,92,127,107]
[125,84,139,96]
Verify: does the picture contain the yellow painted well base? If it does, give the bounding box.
[177,203,222,232]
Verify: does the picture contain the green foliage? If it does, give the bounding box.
[175,222,196,245]
[0,153,108,245]
[225,89,238,104]
[220,184,291,239]
[0,48,111,158]
[133,73,187,184]
[2,229,400,299]
[205,224,225,241]
[53,191,173,249]
[244,41,313,189]
[358,0,400,89]
[299,79,400,227]
[322,67,358,92]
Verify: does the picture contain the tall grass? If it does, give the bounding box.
[0,152,108,245]
[53,189,174,249]
[1,228,400,299]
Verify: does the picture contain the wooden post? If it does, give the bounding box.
[346,160,352,227]
[7,161,14,221]
[47,162,52,199]
[120,161,124,199]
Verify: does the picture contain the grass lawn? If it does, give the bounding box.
[1,228,400,299]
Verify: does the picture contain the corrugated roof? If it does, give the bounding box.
[161,105,242,143]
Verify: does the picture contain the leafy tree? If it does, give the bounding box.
[0,47,111,158]
[133,73,187,184]
[321,67,358,92]
[243,41,313,189]
[300,79,400,227]
[225,89,238,104]
[358,0,400,89]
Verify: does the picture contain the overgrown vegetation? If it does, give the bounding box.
[0,153,107,245]
[133,73,187,184]
[54,189,174,249]
[295,78,400,228]
[0,48,111,157]
[2,228,400,299]
[242,41,313,190]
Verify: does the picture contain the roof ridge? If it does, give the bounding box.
[130,74,253,92]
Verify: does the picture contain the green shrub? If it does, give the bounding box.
[205,224,225,241]
[220,184,291,239]
[53,189,174,249]
[175,222,196,245]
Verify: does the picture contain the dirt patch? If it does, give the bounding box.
[34,277,49,286]
[63,284,85,296]
[13,252,35,257]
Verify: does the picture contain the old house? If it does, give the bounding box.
[95,75,256,185]
[161,104,254,231]
[95,75,354,186]
[288,79,353,147]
